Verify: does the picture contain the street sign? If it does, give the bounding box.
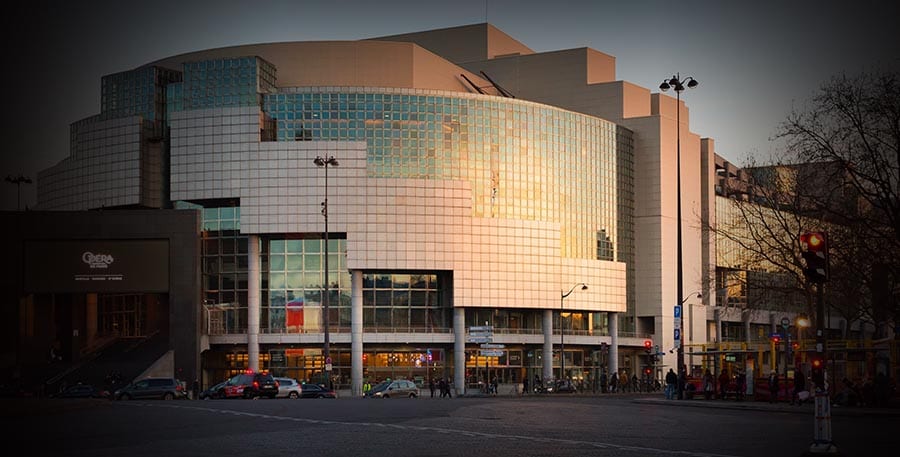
[470,326,494,332]
[674,305,682,318]
[480,343,505,349]
[480,350,504,357]
[674,328,681,340]
[467,336,493,343]
[781,317,790,328]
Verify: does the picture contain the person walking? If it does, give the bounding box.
[736,371,746,401]
[429,377,436,398]
[665,368,677,400]
[444,378,453,398]
[768,371,779,403]
[609,372,618,393]
[522,375,529,395]
[703,369,714,400]
[718,370,730,400]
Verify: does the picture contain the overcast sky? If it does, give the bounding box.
[2,0,898,210]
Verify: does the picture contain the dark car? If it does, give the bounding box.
[221,371,279,399]
[53,384,108,399]
[114,378,186,400]
[298,383,336,398]
[199,381,227,400]
[548,379,576,393]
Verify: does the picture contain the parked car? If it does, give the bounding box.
[548,379,576,393]
[275,377,302,399]
[221,370,279,399]
[53,384,108,399]
[365,380,419,398]
[298,383,337,399]
[114,378,186,400]
[199,381,227,400]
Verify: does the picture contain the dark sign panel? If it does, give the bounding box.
[24,240,169,293]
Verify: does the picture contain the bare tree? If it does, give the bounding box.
[713,67,900,336]
[776,68,900,337]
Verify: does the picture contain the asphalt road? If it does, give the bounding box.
[8,395,895,457]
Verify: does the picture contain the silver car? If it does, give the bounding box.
[366,380,420,398]
[274,377,301,399]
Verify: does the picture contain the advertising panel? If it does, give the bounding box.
[24,239,169,293]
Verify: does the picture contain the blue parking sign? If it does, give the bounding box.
[674,328,681,340]
[674,305,682,318]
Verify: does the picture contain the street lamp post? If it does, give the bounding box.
[5,174,33,211]
[313,155,338,388]
[560,283,588,383]
[660,73,698,400]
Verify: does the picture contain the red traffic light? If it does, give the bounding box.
[769,334,781,344]
[800,232,826,251]
[800,231,829,283]
[643,340,653,349]
[811,358,823,369]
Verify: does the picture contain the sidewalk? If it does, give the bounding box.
[633,396,900,417]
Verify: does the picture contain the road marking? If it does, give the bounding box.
[144,403,740,457]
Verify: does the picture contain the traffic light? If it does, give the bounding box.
[644,340,653,353]
[800,232,829,283]
[811,355,825,387]
[770,334,781,344]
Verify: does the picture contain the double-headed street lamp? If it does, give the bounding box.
[5,174,32,211]
[313,155,338,388]
[660,73,698,400]
[560,283,588,382]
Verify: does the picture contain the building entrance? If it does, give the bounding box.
[99,294,147,337]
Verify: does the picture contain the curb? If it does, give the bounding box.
[632,397,900,417]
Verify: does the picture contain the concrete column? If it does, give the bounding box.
[247,234,260,371]
[350,269,363,397]
[453,307,465,396]
[608,312,619,379]
[543,309,553,383]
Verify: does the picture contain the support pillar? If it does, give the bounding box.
[543,309,553,383]
[453,307,465,396]
[350,270,363,397]
[247,234,260,371]
[609,312,619,381]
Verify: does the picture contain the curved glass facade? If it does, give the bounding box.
[264,89,632,262]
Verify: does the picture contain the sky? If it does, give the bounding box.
[2,0,898,211]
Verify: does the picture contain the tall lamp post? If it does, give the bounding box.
[313,155,338,388]
[560,283,588,382]
[660,73,698,400]
[5,174,33,211]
